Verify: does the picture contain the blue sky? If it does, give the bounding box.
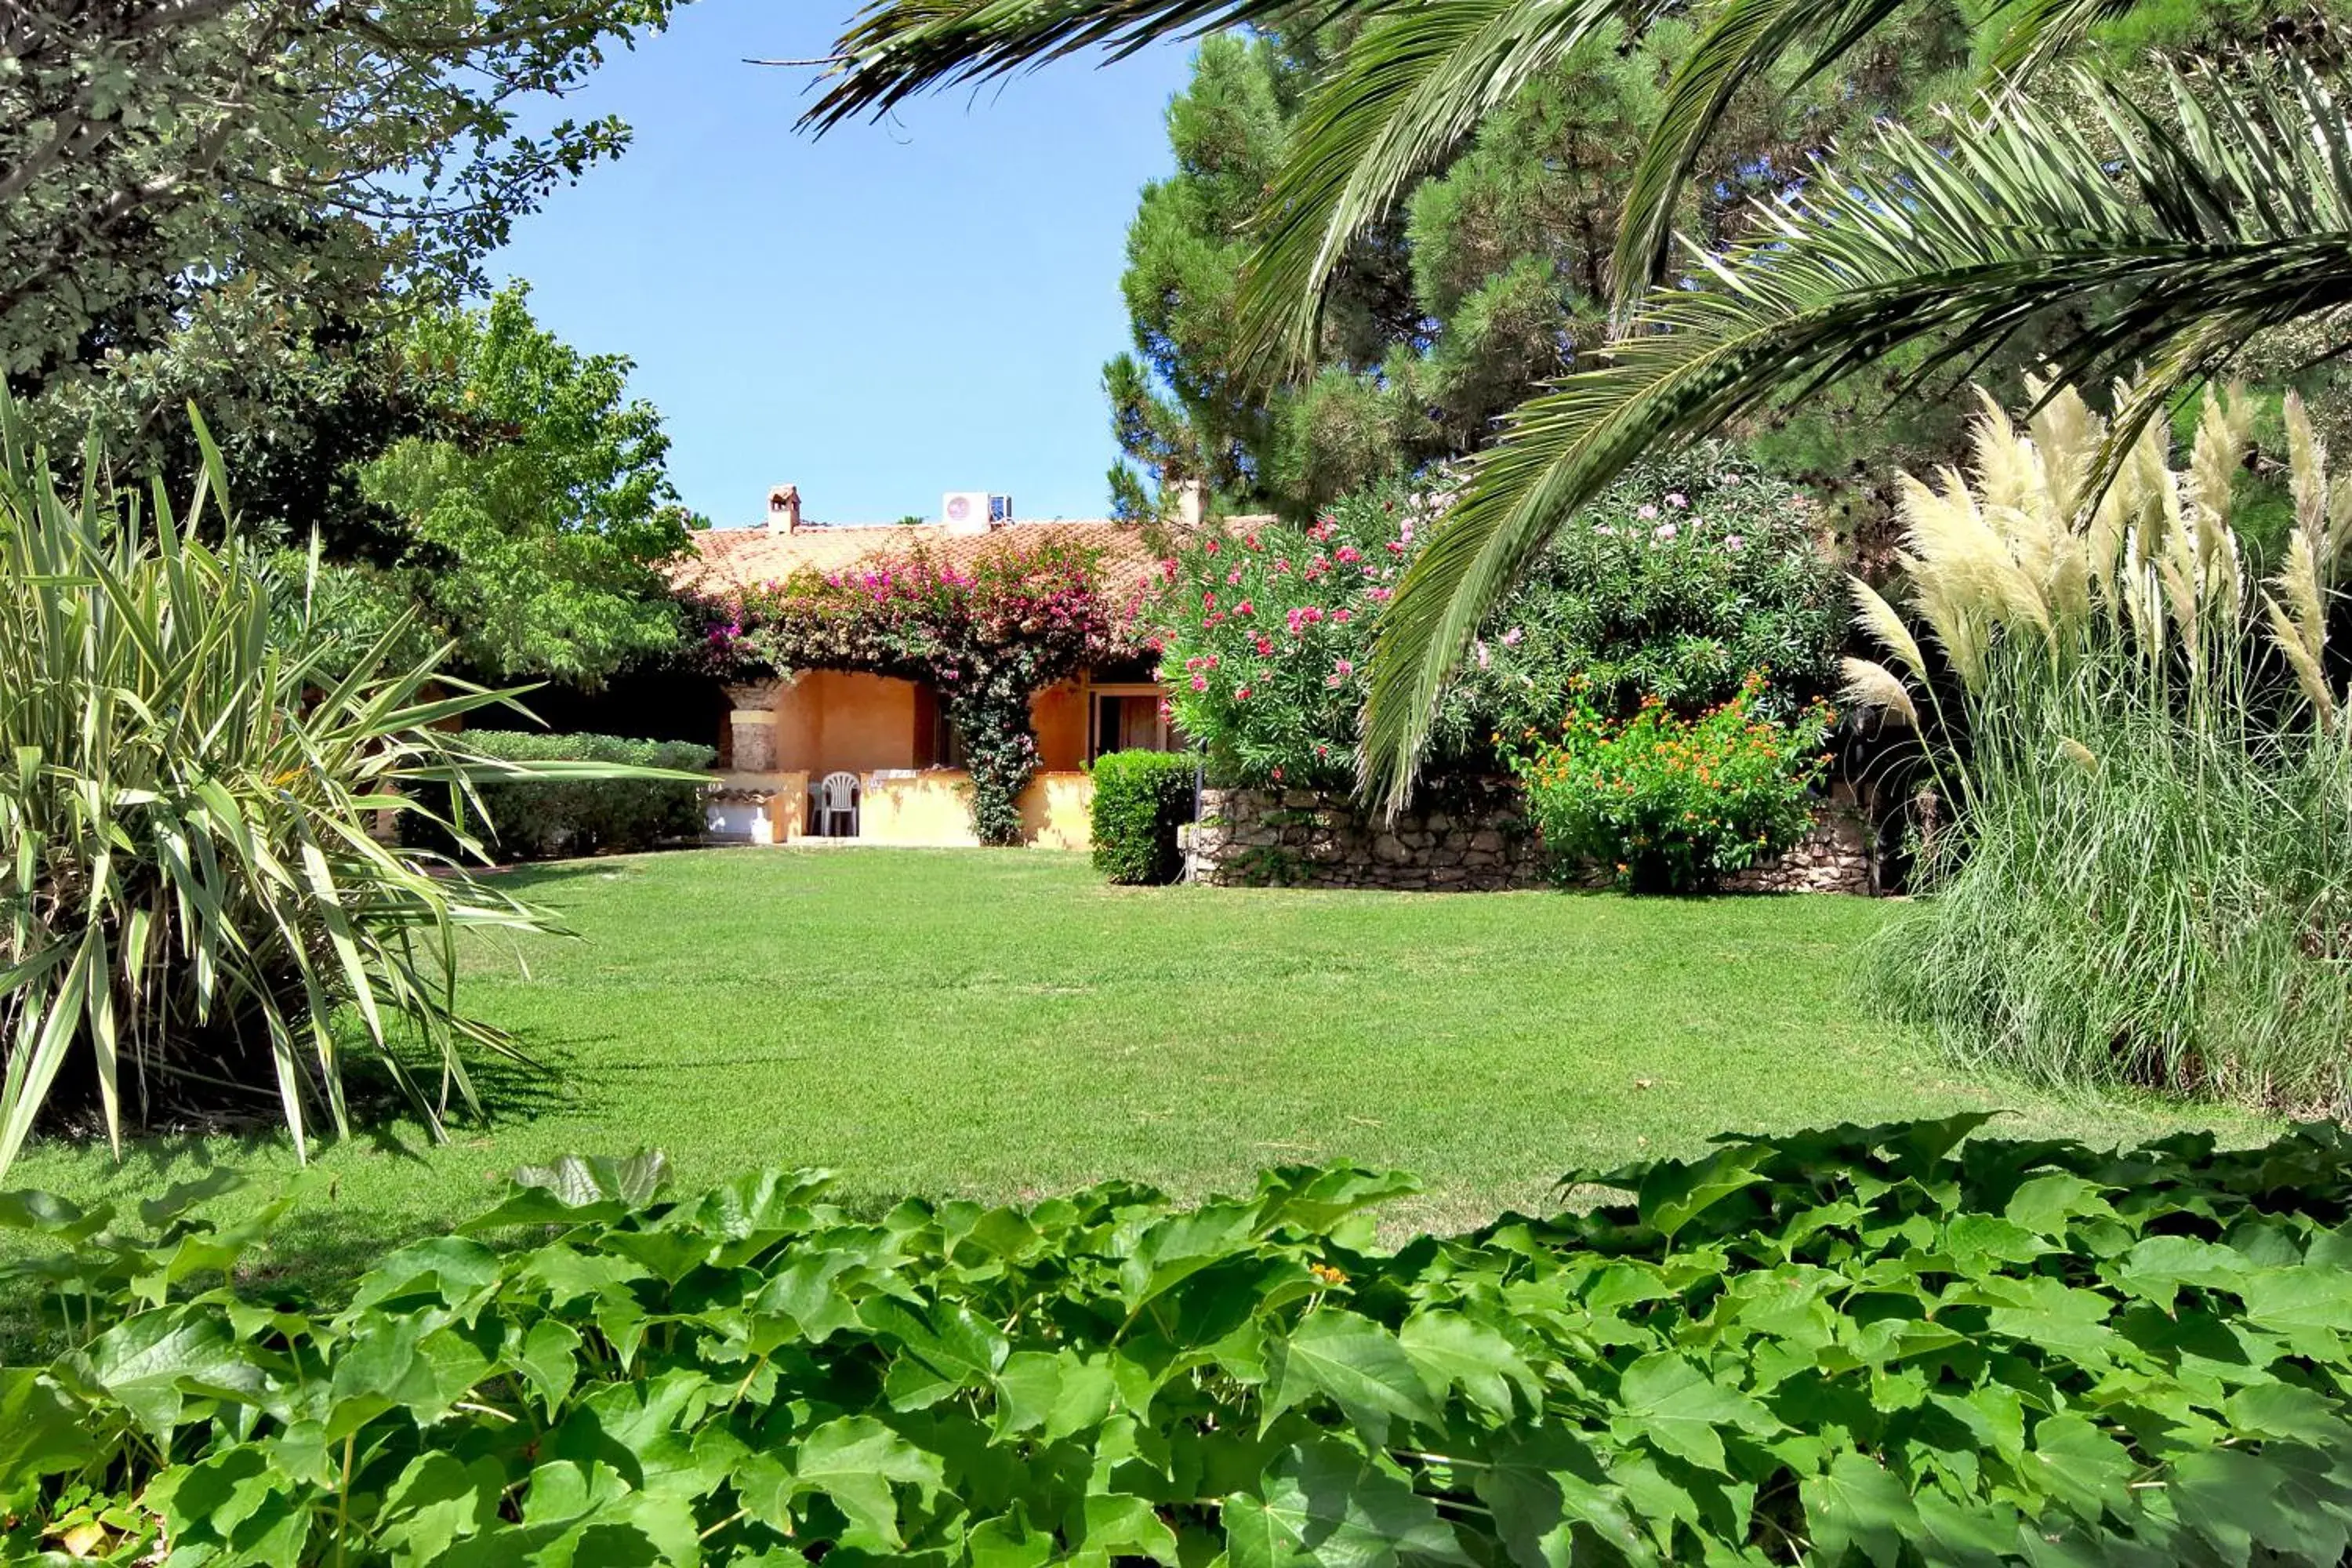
[490,2,1195,527]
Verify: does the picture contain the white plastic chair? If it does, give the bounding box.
[815,771,861,837]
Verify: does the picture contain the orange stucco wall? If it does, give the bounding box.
[1031,679,1086,772]
[771,671,923,775]
[718,671,1155,847]
[857,770,1093,848]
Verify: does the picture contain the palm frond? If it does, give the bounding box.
[1611,0,2176,303]
[1363,55,2352,806]
[804,0,1361,130]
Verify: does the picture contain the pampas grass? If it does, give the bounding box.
[1847,383,2352,1114]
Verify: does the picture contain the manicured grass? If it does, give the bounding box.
[9,848,2272,1279]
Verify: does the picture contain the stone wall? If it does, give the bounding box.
[1188,782,1545,891]
[1187,781,1874,895]
[1717,796,1873,894]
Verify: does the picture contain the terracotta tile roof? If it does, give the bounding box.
[674,517,1265,598]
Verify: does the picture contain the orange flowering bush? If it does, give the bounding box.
[1511,673,1831,892]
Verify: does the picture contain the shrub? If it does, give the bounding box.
[1843,385,2352,1112]
[0,407,547,1174]
[1512,673,1831,891]
[12,1117,2352,1564]
[412,731,716,861]
[1154,449,1841,786]
[1090,749,1196,884]
[1501,446,1845,723]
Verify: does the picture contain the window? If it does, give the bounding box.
[1087,683,1184,763]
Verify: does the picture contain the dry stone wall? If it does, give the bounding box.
[1717,800,1873,894]
[1188,781,1873,895]
[1189,782,1544,891]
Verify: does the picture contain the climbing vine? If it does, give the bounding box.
[682,540,1135,844]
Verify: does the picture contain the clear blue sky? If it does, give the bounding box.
[490,2,1196,527]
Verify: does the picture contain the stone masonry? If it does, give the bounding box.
[1187,780,1872,894]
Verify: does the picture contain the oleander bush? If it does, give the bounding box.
[1154,452,1842,787]
[1512,673,1832,891]
[408,731,716,862]
[10,1116,2352,1565]
[1090,750,1196,884]
[1843,385,2352,1112]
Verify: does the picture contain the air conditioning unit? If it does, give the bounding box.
[941,491,992,535]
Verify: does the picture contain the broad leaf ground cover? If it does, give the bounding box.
[9,1118,2352,1563]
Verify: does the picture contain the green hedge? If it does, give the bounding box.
[1090,749,1196,884]
[9,1118,2352,1564]
[416,730,715,862]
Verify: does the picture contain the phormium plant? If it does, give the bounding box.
[0,404,564,1175]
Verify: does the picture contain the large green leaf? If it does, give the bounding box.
[1635,1146,1768,1239]
[0,1369,95,1486]
[994,1348,1117,1440]
[1225,1440,1470,1568]
[1474,1432,1657,1568]
[1397,1310,1539,1419]
[1263,1308,1446,1442]
[1608,1353,1777,1472]
[69,1306,263,1437]
[1800,1451,1916,1568]
[463,1152,675,1231]
[788,1414,948,1552]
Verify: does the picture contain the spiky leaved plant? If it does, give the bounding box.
[1843,382,2352,1111]
[0,406,556,1174]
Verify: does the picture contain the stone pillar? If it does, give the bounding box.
[724,680,785,773]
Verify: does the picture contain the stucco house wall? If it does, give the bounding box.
[713,673,1107,848]
[771,670,924,775]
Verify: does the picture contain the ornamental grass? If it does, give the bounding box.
[1845,383,2352,1112]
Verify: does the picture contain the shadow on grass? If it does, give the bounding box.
[463,850,728,896]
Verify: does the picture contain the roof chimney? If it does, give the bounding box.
[1175,479,1207,528]
[767,485,803,534]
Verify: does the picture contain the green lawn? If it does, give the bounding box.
[9,848,2272,1277]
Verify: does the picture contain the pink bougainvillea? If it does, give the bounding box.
[680,539,1137,844]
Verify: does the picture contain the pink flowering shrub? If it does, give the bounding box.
[679,540,1137,844]
[1528,448,1842,717]
[1152,481,1421,786]
[1152,448,1843,786]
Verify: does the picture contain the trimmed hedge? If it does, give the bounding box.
[416,730,715,862]
[10,1119,2352,1564]
[1091,748,1196,884]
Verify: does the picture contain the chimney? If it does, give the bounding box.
[1174,479,1207,528]
[767,485,803,534]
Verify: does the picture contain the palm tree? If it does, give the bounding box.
[808,0,2352,804]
